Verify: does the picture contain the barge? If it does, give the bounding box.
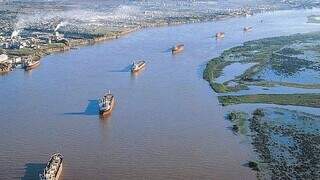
[39,153,63,180]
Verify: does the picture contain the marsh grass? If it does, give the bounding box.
[219,93,320,107]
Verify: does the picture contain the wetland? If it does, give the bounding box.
[204,22,320,179]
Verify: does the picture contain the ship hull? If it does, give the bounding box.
[216,34,225,39]
[131,61,146,73]
[25,61,40,71]
[172,45,184,54]
[131,63,146,73]
[55,162,63,180]
[39,153,63,180]
[244,27,253,32]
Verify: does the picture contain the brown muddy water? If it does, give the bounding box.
[1,9,320,180]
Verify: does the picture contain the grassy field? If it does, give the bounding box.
[219,93,320,107]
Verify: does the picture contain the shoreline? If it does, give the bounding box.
[0,6,276,74]
[3,6,319,75]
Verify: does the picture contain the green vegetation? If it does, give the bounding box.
[219,93,320,108]
[253,108,265,117]
[249,108,320,179]
[6,48,35,56]
[203,58,250,93]
[248,161,260,171]
[204,32,320,94]
[277,47,303,55]
[203,58,231,82]
[46,43,67,49]
[227,111,248,135]
[209,82,248,93]
[246,81,320,89]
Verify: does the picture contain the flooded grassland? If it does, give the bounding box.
[204,32,320,99]
[204,32,320,178]
[227,108,320,179]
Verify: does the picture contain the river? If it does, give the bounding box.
[1,9,320,180]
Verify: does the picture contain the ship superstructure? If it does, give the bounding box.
[99,91,115,115]
[39,153,63,180]
[131,60,146,72]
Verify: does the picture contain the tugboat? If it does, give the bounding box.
[99,91,115,116]
[131,60,146,73]
[39,153,63,180]
[172,44,184,54]
[243,27,253,32]
[215,32,225,39]
[24,59,40,70]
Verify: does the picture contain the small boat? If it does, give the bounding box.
[172,44,184,54]
[243,27,253,32]
[131,60,146,72]
[99,91,115,116]
[215,32,225,39]
[39,153,63,180]
[24,59,40,70]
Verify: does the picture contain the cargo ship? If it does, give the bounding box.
[215,32,225,39]
[24,59,40,70]
[131,60,146,72]
[99,91,115,116]
[243,27,253,32]
[172,44,184,54]
[39,153,63,180]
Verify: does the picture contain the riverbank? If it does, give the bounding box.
[2,0,320,75]
[0,27,139,74]
[2,0,271,74]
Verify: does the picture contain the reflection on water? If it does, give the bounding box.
[216,62,256,84]
[24,69,33,76]
[1,9,320,180]
[131,67,146,79]
[100,113,113,121]
[256,65,320,84]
